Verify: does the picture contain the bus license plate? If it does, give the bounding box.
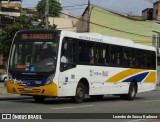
[24,87,32,91]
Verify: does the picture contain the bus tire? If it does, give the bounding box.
[127,82,137,100]
[90,95,104,101]
[33,96,46,103]
[72,82,85,103]
[120,82,137,101]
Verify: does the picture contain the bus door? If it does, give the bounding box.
[58,37,77,96]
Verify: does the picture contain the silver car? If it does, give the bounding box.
[0,69,7,82]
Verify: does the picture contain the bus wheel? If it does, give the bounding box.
[128,82,137,100]
[72,82,85,103]
[90,95,104,101]
[33,96,46,103]
[120,82,137,101]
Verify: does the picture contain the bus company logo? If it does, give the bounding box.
[2,114,11,119]
[102,71,109,77]
[90,70,94,76]
[90,70,108,77]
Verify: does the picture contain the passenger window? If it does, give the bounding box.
[123,48,135,67]
[95,43,109,65]
[60,38,77,72]
[147,51,156,69]
[111,45,123,66]
[79,40,95,64]
[136,49,145,68]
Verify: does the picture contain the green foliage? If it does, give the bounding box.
[36,0,62,19]
[0,14,34,56]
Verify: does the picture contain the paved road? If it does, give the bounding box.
[0,82,160,122]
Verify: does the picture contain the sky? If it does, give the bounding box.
[22,0,159,16]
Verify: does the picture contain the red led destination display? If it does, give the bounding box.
[21,34,53,40]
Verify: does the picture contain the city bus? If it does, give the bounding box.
[6,29,157,103]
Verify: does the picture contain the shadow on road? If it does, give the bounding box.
[1,95,145,105]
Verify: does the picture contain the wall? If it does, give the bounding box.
[48,17,76,31]
[89,6,153,46]
[48,13,88,32]
[153,2,158,20]
[142,9,149,20]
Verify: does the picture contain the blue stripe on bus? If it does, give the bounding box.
[122,72,149,83]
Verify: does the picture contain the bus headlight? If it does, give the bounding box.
[45,74,55,85]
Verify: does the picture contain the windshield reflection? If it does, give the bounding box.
[10,41,58,73]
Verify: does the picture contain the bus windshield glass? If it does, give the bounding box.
[9,41,58,73]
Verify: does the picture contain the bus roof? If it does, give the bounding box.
[15,29,156,52]
[61,30,156,52]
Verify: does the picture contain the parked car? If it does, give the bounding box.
[0,69,7,82]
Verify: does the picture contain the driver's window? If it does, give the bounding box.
[60,38,77,72]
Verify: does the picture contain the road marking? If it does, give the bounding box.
[142,100,160,103]
[51,105,95,110]
[126,119,146,122]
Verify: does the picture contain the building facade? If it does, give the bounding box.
[87,5,153,46]
[142,8,153,20]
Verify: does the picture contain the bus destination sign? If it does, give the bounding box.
[21,34,53,40]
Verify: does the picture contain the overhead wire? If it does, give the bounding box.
[63,4,88,8]
[63,8,87,10]
[49,3,152,38]
[23,0,153,38]
[59,11,152,38]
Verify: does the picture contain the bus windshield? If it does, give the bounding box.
[9,41,58,73]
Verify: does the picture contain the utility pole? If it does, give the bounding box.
[87,0,90,32]
[45,0,49,29]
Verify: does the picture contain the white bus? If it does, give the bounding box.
[6,29,157,103]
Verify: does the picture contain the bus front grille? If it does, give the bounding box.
[17,87,41,93]
[13,74,46,81]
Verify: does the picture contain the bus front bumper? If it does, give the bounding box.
[6,81,58,97]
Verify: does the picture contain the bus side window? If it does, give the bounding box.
[79,40,86,63]
[110,45,122,66]
[60,38,77,72]
[95,43,109,65]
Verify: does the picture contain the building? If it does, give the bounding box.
[48,9,88,32]
[142,8,153,20]
[49,4,156,47]
[0,0,22,17]
[153,1,160,20]
[0,0,22,65]
[84,5,153,46]
[23,8,37,17]
[0,0,21,28]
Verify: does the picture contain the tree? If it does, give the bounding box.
[0,14,35,68]
[36,0,62,19]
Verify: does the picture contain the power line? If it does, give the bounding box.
[51,3,152,37]
[64,8,87,10]
[144,0,159,3]
[59,11,152,38]
[63,4,88,8]
[62,0,85,7]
